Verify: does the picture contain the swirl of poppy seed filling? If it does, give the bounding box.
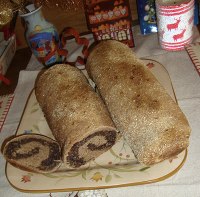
[5,137,61,171]
[67,130,117,168]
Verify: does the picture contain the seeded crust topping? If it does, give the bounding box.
[35,64,118,168]
[86,40,191,165]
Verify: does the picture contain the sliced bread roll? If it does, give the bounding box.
[86,40,191,165]
[35,64,118,168]
[2,134,61,173]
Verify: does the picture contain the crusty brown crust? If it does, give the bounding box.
[35,64,118,168]
[86,40,191,165]
[2,134,61,173]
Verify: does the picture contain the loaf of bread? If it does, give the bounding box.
[86,40,191,165]
[2,134,61,173]
[35,64,118,168]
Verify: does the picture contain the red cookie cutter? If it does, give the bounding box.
[0,74,10,85]
[0,64,10,85]
[60,27,89,67]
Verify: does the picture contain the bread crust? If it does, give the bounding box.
[35,64,118,168]
[86,40,191,165]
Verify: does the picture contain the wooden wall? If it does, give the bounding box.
[15,0,138,48]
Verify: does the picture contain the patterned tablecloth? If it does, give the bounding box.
[0,26,200,197]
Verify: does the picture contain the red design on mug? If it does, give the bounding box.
[167,17,181,31]
[173,28,186,41]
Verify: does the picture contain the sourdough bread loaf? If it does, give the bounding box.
[35,64,118,168]
[2,134,61,173]
[86,40,191,165]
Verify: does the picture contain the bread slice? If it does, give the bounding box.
[2,134,61,173]
[86,40,191,165]
[35,64,118,168]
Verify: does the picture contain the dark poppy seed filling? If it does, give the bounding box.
[39,142,61,170]
[67,130,117,168]
[5,137,61,171]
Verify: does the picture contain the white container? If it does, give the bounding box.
[156,0,194,51]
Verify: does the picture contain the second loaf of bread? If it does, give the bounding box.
[86,40,191,165]
[35,64,118,168]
